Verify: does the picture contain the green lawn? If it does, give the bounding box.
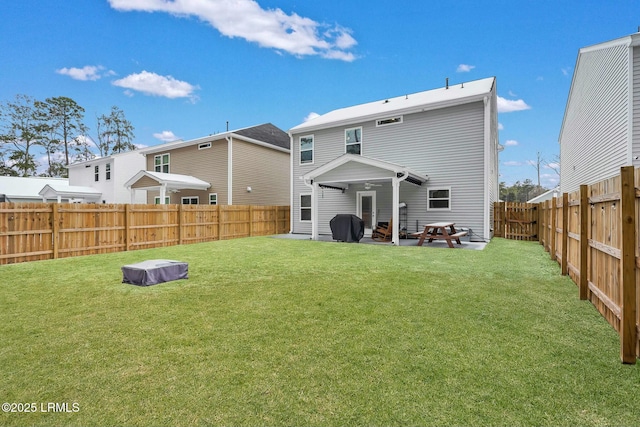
[1,237,639,426]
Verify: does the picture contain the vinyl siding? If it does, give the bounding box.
[633,46,640,164]
[560,43,630,193]
[144,139,228,204]
[231,139,289,205]
[292,100,490,239]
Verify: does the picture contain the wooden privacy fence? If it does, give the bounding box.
[493,202,538,240]
[495,166,639,364]
[0,203,290,265]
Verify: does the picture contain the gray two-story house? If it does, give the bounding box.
[289,77,499,245]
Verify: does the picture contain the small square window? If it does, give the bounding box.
[428,188,451,210]
[209,193,218,205]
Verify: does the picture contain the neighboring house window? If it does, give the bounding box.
[345,127,362,155]
[105,163,111,181]
[300,135,314,164]
[209,193,218,205]
[300,194,311,221]
[154,196,170,204]
[154,154,170,173]
[376,116,403,127]
[428,188,451,210]
[94,165,99,182]
[181,196,199,205]
[198,142,211,150]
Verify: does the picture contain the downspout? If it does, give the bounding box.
[288,132,294,234]
[392,171,410,245]
[226,135,233,205]
[483,95,491,241]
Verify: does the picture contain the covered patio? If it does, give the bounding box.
[302,154,428,246]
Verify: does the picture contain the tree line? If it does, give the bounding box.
[0,94,136,177]
[500,179,550,203]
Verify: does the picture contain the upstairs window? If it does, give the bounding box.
[94,165,99,182]
[428,188,451,210]
[300,135,314,164]
[345,127,362,155]
[154,154,170,173]
[105,163,111,181]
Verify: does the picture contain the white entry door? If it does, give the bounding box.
[357,191,377,236]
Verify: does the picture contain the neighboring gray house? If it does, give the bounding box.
[289,77,499,245]
[559,31,640,193]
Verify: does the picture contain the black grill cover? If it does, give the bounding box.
[329,214,365,242]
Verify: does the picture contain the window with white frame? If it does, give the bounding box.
[300,135,314,164]
[154,196,170,204]
[376,116,403,127]
[94,165,99,182]
[427,188,451,210]
[105,163,111,180]
[181,196,199,205]
[300,194,311,221]
[154,153,170,173]
[345,127,362,155]
[209,193,218,205]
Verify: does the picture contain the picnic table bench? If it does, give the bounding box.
[411,222,467,248]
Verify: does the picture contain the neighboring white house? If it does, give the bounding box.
[289,77,499,245]
[526,186,559,204]
[68,150,147,204]
[559,31,640,193]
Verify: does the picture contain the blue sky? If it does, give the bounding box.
[1,0,638,187]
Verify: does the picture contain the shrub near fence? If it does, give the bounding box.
[495,166,639,364]
[0,203,290,265]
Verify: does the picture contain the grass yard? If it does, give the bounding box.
[1,237,639,426]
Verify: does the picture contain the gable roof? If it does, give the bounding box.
[140,123,290,155]
[290,77,496,133]
[124,170,210,191]
[38,184,102,202]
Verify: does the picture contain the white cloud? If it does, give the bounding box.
[497,96,531,113]
[504,140,518,146]
[56,65,113,81]
[112,71,199,100]
[503,161,523,166]
[153,130,180,142]
[561,67,572,76]
[545,162,560,170]
[108,0,357,61]
[498,123,504,130]
[303,112,320,122]
[456,64,475,73]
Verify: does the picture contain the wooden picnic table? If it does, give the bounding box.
[413,221,467,248]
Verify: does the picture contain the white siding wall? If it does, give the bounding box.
[292,100,490,240]
[560,43,630,193]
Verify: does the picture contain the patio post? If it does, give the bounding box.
[311,180,319,240]
[392,176,400,245]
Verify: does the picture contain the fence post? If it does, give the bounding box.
[178,204,184,245]
[217,205,223,240]
[579,184,589,300]
[550,198,557,260]
[51,203,59,260]
[561,193,569,275]
[274,206,279,234]
[124,204,131,252]
[619,166,637,363]
[249,205,254,237]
